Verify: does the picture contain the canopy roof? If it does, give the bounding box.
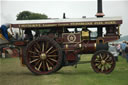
[11,17,122,28]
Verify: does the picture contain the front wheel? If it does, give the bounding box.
[91,50,116,74]
[24,36,63,75]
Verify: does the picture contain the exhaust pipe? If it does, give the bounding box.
[96,0,104,17]
[96,0,105,37]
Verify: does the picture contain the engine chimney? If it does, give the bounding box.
[96,0,104,17]
[96,0,104,37]
[63,13,66,19]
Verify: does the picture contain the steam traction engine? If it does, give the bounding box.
[8,16,122,75]
[0,0,123,75]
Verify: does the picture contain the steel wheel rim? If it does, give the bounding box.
[26,39,61,74]
[91,51,115,74]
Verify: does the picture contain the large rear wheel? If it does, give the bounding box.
[24,36,63,75]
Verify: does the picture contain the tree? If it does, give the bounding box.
[16,11,48,20]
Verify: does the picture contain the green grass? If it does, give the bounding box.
[0,55,128,85]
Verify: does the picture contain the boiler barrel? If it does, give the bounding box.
[82,41,108,53]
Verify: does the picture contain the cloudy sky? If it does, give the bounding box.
[0,0,128,36]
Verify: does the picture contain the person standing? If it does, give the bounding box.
[125,45,128,62]
[109,43,119,61]
[24,29,33,41]
[0,24,10,40]
[120,41,127,58]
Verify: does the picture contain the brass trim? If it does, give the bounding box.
[94,43,97,50]
[79,44,82,48]
[62,33,81,44]
[0,34,6,40]
[96,37,104,44]
[65,44,68,49]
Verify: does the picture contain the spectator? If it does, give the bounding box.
[120,41,127,58]
[125,45,128,62]
[109,43,119,61]
[24,29,33,41]
[117,43,121,55]
[0,24,10,40]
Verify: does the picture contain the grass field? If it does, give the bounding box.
[0,55,128,85]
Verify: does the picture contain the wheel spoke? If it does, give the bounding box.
[30,59,39,64]
[101,65,104,72]
[99,64,103,71]
[103,65,107,71]
[38,62,42,70]
[49,58,57,63]
[47,59,54,67]
[34,60,40,67]
[102,54,106,60]
[31,56,40,58]
[36,42,41,51]
[94,59,101,63]
[99,53,103,60]
[106,57,112,63]
[108,61,113,65]
[105,54,109,61]
[48,49,57,54]
[106,63,111,69]
[42,42,44,52]
[29,51,37,54]
[46,46,53,54]
[47,55,58,57]
[95,63,101,67]
[46,62,50,70]
[35,47,40,53]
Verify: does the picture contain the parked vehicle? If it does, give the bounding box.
[0,0,123,75]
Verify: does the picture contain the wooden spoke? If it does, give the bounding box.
[106,63,110,69]
[49,58,57,63]
[101,65,104,72]
[99,64,103,70]
[103,65,107,71]
[31,56,40,58]
[99,53,103,60]
[47,55,58,57]
[95,58,101,62]
[105,54,109,61]
[106,57,112,62]
[107,61,113,65]
[94,61,101,63]
[48,49,57,54]
[29,51,37,54]
[30,59,39,64]
[101,53,105,60]
[42,42,44,52]
[46,46,53,54]
[38,62,42,70]
[34,60,40,67]
[35,47,40,53]
[46,62,50,70]
[47,59,54,67]
[95,63,101,67]
[36,42,41,51]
